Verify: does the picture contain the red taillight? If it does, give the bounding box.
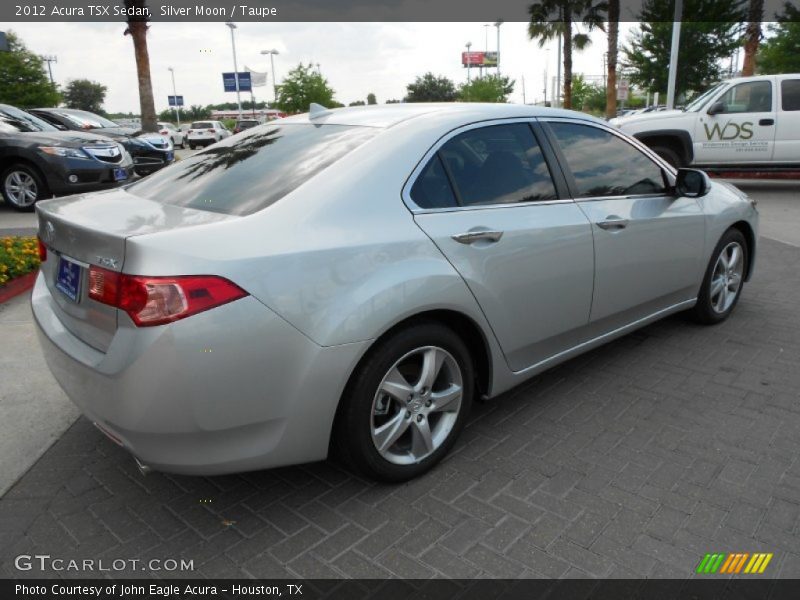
[188,129,193,134]
[37,237,47,262]
[160,129,168,135]
[207,128,215,133]
[88,266,247,327]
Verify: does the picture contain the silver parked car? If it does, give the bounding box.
[32,104,758,481]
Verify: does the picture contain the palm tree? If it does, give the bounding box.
[529,0,606,109]
[605,0,619,118]
[123,0,157,132]
[741,0,764,76]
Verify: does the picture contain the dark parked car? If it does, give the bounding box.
[233,119,261,134]
[0,104,133,211]
[29,108,174,176]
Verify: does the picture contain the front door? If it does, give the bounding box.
[545,120,707,331]
[693,79,777,165]
[408,122,595,372]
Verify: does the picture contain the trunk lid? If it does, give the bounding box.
[36,188,234,351]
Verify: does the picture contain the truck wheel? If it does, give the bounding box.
[651,145,683,169]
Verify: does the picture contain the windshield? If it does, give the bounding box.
[0,105,58,133]
[57,110,120,129]
[127,123,378,216]
[686,83,726,112]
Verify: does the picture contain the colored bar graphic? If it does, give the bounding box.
[697,553,774,575]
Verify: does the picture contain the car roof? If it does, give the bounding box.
[279,102,604,129]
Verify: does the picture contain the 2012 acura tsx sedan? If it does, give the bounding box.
[32,103,758,481]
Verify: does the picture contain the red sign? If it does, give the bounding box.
[462,51,484,66]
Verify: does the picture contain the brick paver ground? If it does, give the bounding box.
[1,237,799,580]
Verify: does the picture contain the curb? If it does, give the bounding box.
[0,270,37,304]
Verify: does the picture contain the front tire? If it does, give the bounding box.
[334,322,474,482]
[690,228,748,324]
[1,163,48,212]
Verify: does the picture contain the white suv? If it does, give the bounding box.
[186,120,231,149]
[611,74,800,170]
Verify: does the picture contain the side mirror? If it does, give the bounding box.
[707,100,725,116]
[676,168,711,198]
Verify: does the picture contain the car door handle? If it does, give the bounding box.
[759,118,774,126]
[596,217,629,231]
[451,230,504,244]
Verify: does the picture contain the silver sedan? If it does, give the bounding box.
[32,103,758,481]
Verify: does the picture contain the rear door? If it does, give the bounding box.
[774,76,800,163]
[408,121,595,372]
[543,119,706,331]
[693,78,777,165]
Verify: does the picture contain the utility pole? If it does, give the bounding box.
[225,22,242,119]
[522,74,527,104]
[466,41,472,84]
[483,24,489,79]
[41,55,57,85]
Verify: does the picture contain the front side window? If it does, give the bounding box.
[548,122,667,198]
[127,123,377,216]
[436,123,557,207]
[781,79,800,111]
[717,81,773,113]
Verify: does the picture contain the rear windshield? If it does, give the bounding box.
[191,122,213,129]
[127,123,378,215]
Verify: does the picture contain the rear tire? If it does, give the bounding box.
[690,228,748,325]
[189,143,196,150]
[651,145,683,169]
[333,322,474,482]
[1,163,48,212]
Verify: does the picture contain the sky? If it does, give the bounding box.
[1,21,653,113]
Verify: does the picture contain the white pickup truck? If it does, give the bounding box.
[610,74,800,170]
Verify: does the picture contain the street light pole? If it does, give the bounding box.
[261,49,280,106]
[168,67,180,125]
[466,41,472,84]
[483,24,489,79]
[494,20,503,76]
[226,22,242,119]
[666,0,683,110]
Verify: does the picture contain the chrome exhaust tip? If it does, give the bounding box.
[134,456,152,476]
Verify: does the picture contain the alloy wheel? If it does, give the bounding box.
[710,241,744,314]
[4,171,38,207]
[370,346,463,465]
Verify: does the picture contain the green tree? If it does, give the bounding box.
[757,3,800,74]
[0,32,60,108]
[367,93,377,105]
[405,73,458,102]
[62,79,107,113]
[741,0,764,76]
[623,0,745,100]
[570,74,606,113]
[349,100,366,106]
[528,0,606,109]
[275,63,336,114]
[184,105,211,120]
[459,74,515,102]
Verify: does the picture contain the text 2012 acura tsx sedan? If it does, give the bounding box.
[32,103,758,481]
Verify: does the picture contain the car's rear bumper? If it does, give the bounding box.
[31,272,369,475]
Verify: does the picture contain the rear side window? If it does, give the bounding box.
[781,80,800,111]
[549,122,667,198]
[127,124,377,216]
[437,123,557,207]
[410,155,457,209]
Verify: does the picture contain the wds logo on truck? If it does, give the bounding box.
[703,120,754,141]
